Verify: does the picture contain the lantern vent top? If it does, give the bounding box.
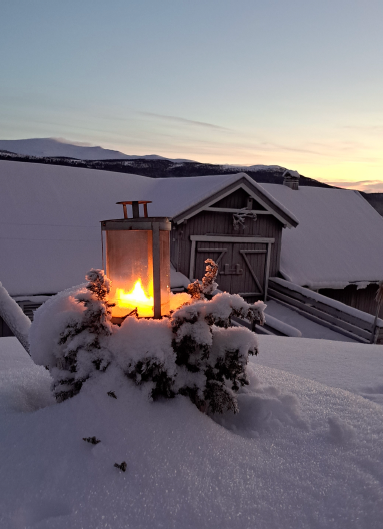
[116,200,152,219]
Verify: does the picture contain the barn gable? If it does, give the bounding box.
[172,175,298,228]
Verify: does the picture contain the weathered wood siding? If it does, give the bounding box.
[211,187,268,210]
[319,284,383,319]
[171,188,284,295]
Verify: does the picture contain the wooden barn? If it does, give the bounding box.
[170,175,297,302]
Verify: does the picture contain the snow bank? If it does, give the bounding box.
[0,338,53,414]
[29,284,87,367]
[255,335,383,405]
[170,265,190,289]
[0,336,383,528]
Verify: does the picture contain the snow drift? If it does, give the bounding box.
[0,336,382,529]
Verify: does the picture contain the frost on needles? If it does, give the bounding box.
[29,262,266,415]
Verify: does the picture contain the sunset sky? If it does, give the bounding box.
[1,0,382,191]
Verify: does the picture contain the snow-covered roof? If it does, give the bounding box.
[262,184,383,289]
[0,160,294,296]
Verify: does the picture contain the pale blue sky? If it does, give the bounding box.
[1,0,383,189]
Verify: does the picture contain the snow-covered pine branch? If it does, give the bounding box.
[29,264,266,415]
[171,292,265,414]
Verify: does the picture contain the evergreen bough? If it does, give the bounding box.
[47,262,265,415]
[52,269,114,402]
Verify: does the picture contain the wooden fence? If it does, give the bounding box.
[268,278,383,344]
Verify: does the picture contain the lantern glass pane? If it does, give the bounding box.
[106,230,154,318]
[160,229,171,315]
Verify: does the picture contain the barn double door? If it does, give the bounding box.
[190,236,274,300]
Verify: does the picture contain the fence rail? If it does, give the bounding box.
[268,278,383,344]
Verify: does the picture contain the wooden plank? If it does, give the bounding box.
[268,295,370,343]
[320,284,383,319]
[268,289,372,340]
[239,250,267,253]
[196,241,233,291]
[239,251,263,294]
[268,288,372,339]
[206,207,272,214]
[268,280,376,331]
[238,292,264,297]
[197,248,227,271]
[264,242,272,302]
[189,239,196,279]
[190,235,275,243]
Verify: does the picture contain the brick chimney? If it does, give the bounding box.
[283,169,300,190]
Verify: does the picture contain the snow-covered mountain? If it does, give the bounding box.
[0,138,193,162]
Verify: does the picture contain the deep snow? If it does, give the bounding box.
[0,335,382,529]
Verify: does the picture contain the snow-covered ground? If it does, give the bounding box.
[0,335,382,529]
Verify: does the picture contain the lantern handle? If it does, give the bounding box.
[116,201,152,218]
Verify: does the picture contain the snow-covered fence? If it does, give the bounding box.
[268,278,383,344]
[0,283,31,353]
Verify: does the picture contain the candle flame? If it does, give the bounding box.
[113,280,191,319]
[116,280,154,317]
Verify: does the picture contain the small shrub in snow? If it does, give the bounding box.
[109,316,177,402]
[125,357,176,401]
[171,293,264,414]
[52,269,114,402]
[31,263,265,415]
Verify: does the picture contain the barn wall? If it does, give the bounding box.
[171,188,284,282]
[319,284,383,318]
[211,187,267,210]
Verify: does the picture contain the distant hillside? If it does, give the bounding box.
[1,137,382,216]
[0,138,193,162]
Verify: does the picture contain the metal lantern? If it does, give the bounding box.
[101,201,171,320]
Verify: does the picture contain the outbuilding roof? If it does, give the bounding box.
[262,184,383,289]
[0,160,296,296]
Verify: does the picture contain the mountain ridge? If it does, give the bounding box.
[1,137,382,214]
[0,137,194,163]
